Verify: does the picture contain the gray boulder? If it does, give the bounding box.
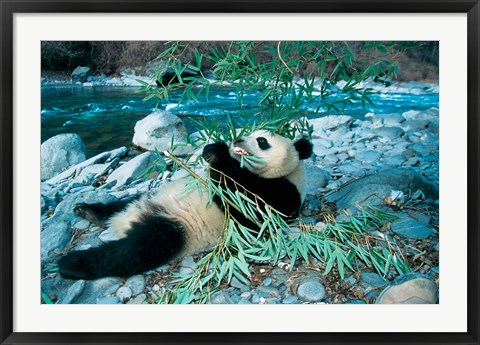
[71,66,92,83]
[376,273,438,304]
[106,152,159,187]
[304,164,331,194]
[41,134,86,180]
[324,168,438,211]
[310,115,354,132]
[132,111,192,155]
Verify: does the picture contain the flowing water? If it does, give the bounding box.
[41,83,439,157]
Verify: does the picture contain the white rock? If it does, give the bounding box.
[106,152,158,187]
[132,111,191,154]
[41,134,86,180]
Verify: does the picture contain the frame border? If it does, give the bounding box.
[1,1,479,344]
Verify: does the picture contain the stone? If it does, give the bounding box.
[324,168,438,212]
[370,113,405,126]
[282,295,299,304]
[355,150,381,164]
[376,273,438,304]
[99,227,122,243]
[230,277,250,291]
[309,115,354,131]
[71,66,92,83]
[60,280,85,304]
[41,134,86,180]
[338,164,365,177]
[45,147,128,185]
[391,218,433,239]
[106,152,159,187]
[41,222,70,261]
[125,275,146,295]
[256,286,280,298]
[128,293,147,304]
[359,272,387,288]
[210,291,232,304]
[96,296,120,304]
[179,256,198,270]
[116,286,133,302]
[263,277,272,286]
[73,219,90,230]
[304,164,331,194]
[132,111,191,155]
[296,279,326,302]
[376,127,405,139]
[383,154,407,167]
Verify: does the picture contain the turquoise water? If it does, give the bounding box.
[41,84,439,157]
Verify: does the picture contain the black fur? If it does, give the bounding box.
[58,215,185,280]
[203,142,302,229]
[294,138,313,160]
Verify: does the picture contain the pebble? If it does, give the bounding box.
[125,275,146,295]
[72,219,91,230]
[210,291,232,304]
[230,277,250,292]
[99,228,121,243]
[256,286,280,298]
[359,272,387,288]
[282,295,299,304]
[262,277,272,286]
[127,293,147,304]
[97,296,120,304]
[391,218,433,239]
[297,280,326,302]
[60,280,85,304]
[355,150,381,164]
[116,286,133,302]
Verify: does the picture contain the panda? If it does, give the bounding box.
[58,130,313,280]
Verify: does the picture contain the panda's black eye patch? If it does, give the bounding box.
[256,137,271,150]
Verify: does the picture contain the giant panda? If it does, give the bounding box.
[58,130,313,280]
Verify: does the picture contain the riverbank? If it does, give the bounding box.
[41,106,439,304]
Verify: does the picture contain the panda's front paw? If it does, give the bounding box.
[202,142,230,165]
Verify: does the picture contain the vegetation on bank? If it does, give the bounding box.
[41,41,438,82]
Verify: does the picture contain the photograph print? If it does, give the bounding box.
[40,41,439,305]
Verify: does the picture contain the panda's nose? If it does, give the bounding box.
[233,139,244,145]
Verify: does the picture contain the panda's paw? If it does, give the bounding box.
[73,203,106,227]
[202,142,230,165]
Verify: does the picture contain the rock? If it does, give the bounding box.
[96,296,120,304]
[376,127,405,139]
[106,152,158,187]
[324,168,438,212]
[310,115,354,131]
[128,293,147,304]
[71,66,92,83]
[210,291,232,304]
[376,273,438,304]
[282,295,299,304]
[383,154,407,167]
[359,273,387,288]
[401,119,430,131]
[263,277,272,286]
[370,113,405,126]
[391,218,433,239]
[355,150,381,164]
[296,279,326,302]
[99,227,122,243]
[132,111,191,155]
[41,222,70,261]
[60,280,85,304]
[73,219,90,230]
[338,164,365,177]
[256,286,280,298]
[45,147,128,185]
[41,134,86,180]
[304,164,330,194]
[116,286,133,302]
[125,275,146,295]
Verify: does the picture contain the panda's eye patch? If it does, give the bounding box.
[256,137,271,150]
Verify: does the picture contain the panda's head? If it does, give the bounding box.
[230,130,313,179]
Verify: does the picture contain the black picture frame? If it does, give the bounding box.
[1,1,479,344]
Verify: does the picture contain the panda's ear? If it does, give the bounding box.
[294,138,313,160]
